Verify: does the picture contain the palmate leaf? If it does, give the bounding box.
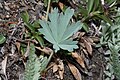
[39,8,83,52]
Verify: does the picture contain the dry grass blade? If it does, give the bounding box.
[71,52,85,69]
[68,62,82,80]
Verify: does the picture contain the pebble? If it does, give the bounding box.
[4,5,10,11]
[0,3,3,8]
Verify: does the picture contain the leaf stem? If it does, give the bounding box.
[47,51,54,65]
[46,0,51,21]
[43,50,54,72]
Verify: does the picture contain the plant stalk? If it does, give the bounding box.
[46,0,51,21]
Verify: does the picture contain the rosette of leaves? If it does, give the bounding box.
[39,8,82,52]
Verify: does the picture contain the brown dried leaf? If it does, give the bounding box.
[53,64,58,73]
[58,60,64,80]
[78,32,85,38]
[82,49,88,56]
[86,37,93,43]
[71,52,85,69]
[59,70,64,80]
[1,56,7,79]
[15,42,20,51]
[35,47,52,55]
[79,43,85,48]
[68,62,82,80]
[90,36,100,42]
[83,39,92,55]
[24,42,30,57]
[58,2,64,10]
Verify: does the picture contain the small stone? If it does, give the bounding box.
[4,6,10,11]
[6,15,10,18]
[0,3,3,8]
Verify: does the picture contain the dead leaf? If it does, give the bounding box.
[78,32,85,38]
[15,42,20,51]
[24,42,30,57]
[82,49,88,56]
[1,56,8,79]
[90,36,100,42]
[53,64,58,73]
[36,47,52,55]
[71,52,85,69]
[11,44,16,54]
[79,43,85,48]
[58,60,64,80]
[58,2,64,10]
[83,38,92,55]
[68,62,82,80]
[85,37,93,44]
[59,70,64,80]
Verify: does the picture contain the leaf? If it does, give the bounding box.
[53,64,58,73]
[107,0,116,6]
[78,5,88,17]
[87,0,94,13]
[33,20,40,28]
[21,12,44,47]
[0,35,6,44]
[96,14,112,25]
[68,62,82,80]
[58,2,64,10]
[21,12,35,32]
[58,60,64,80]
[39,8,83,52]
[1,56,7,79]
[92,0,100,12]
[82,23,89,32]
[71,52,85,69]
[21,11,29,23]
[82,38,92,55]
[33,73,40,80]
[15,42,20,51]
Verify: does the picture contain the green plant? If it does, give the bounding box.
[39,8,83,52]
[77,0,116,31]
[21,12,44,47]
[24,43,48,80]
[108,43,120,80]
[0,34,6,44]
[100,8,120,80]
[100,8,120,45]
